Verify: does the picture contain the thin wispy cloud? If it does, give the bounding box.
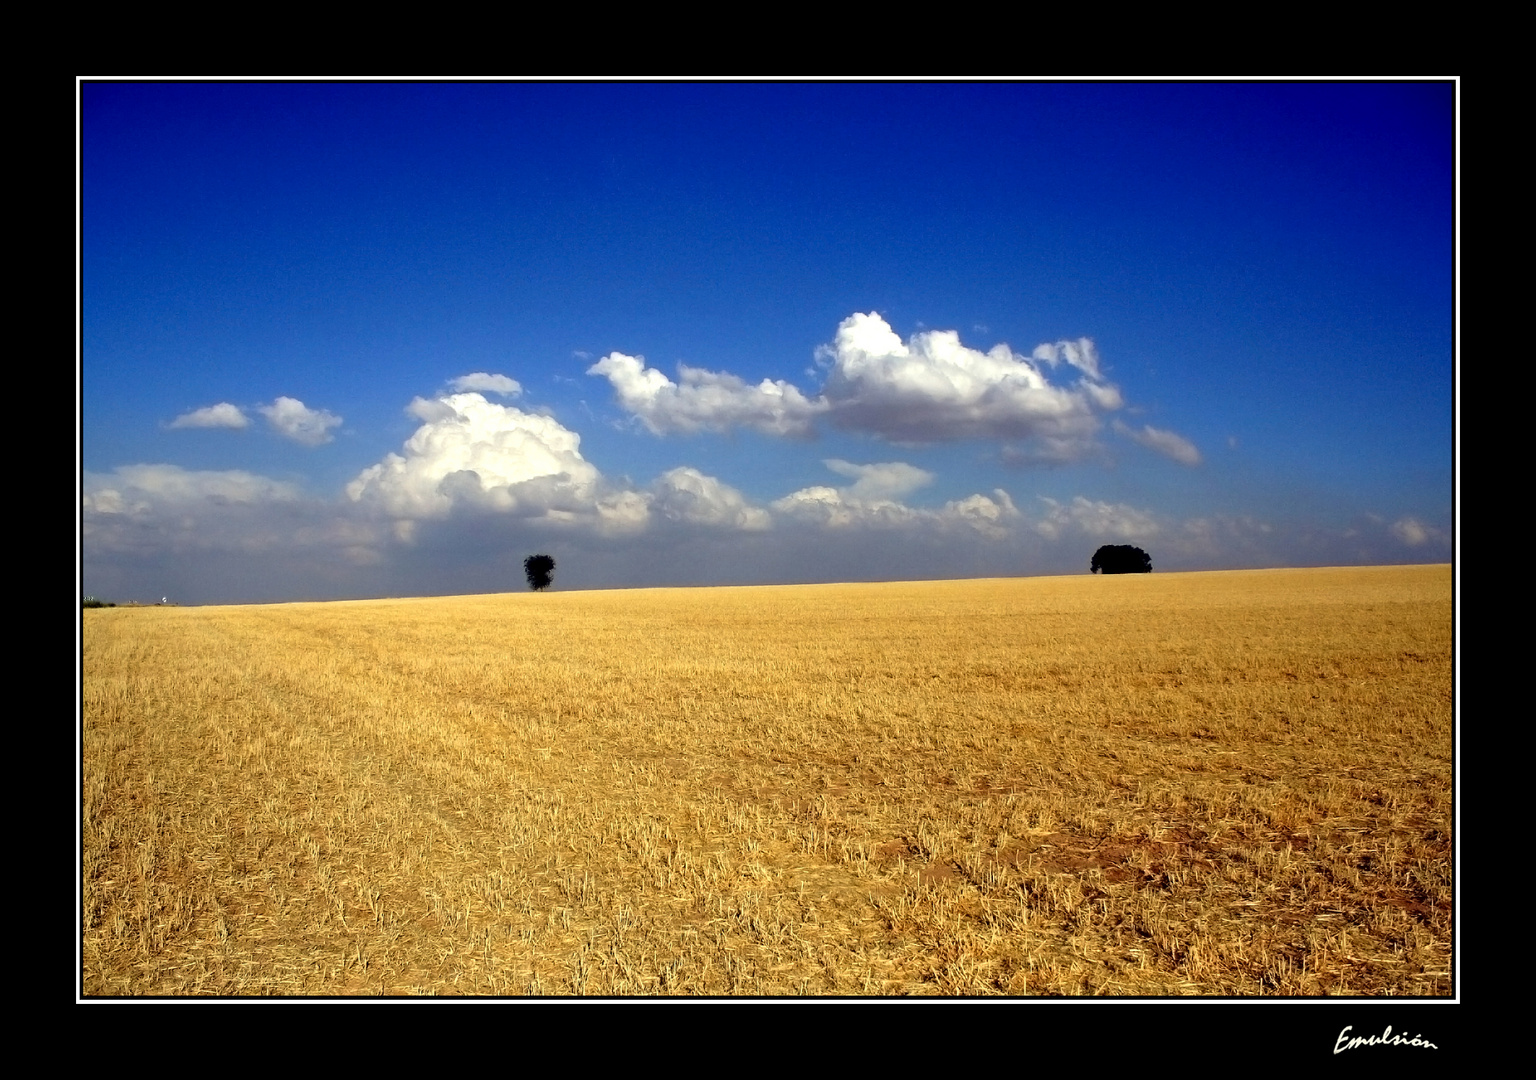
[82,465,331,558]
[85,464,302,511]
[1031,496,1161,542]
[449,373,523,397]
[1390,516,1432,546]
[1114,421,1203,466]
[82,465,388,593]
[822,459,933,502]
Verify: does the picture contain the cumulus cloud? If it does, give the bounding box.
[258,397,343,446]
[346,391,792,541]
[939,490,1021,539]
[772,485,943,530]
[1113,420,1203,466]
[588,314,1127,459]
[771,459,1018,537]
[169,403,249,430]
[586,352,827,437]
[817,313,1122,448]
[347,392,616,523]
[1031,496,1160,542]
[449,372,522,397]
[652,468,771,531]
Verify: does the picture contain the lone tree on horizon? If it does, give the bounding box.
[1091,544,1153,574]
[524,554,556,591]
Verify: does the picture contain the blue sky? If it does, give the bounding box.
[80,81,1455,605]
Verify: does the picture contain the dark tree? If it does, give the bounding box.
[1091,544,1153,574]
[523,554,556,591]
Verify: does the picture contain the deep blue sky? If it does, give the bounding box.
[81,81,1455,604]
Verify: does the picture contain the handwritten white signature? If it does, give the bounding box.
[1335,1025,1438,1053]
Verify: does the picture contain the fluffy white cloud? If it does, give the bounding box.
[818,313,1121,448]
[258,397,343,446]
[942,490,1022,539]
[449,373,522,397]
[350,393,597,516]
[652,468,771,531]
[587,352,827,436]
[588,314,1126,458]
[1113,420,1202,466]
[169,403,249,430]
[1031,496,1160,541]
[772,484,904,529]
[347,392,787,540]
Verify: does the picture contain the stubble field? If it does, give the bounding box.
[81,565,1453,996]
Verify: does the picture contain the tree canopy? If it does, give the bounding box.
[524,554,556,591]
[1091,544,1152,574]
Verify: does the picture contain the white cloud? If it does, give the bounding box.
[586,352,828,436]
[346,392,648,535]
[406,396,458,423]
[349,392,788,540]
[1031,496,1160,542]
[588,314,1127,459]
[942,490,1021,539]
[771,459,1018,537]
[1113,420,1202,466]
[772,485,894,529]
[819,313,1121,448]
[349,393,598,518]
[81,464,370,561]
[258,397,343,446]
[449,373,522,397]
[1390,517,1430,546]
[169,402,250,430]
[1031,338,1105,381]
[822,459,933,502]
[83,464,302,513]
[652,468,771,531]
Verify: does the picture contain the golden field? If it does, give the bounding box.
[80,565,1453,996]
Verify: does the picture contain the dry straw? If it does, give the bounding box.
[82,565,1452,996]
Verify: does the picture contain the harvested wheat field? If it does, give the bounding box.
[80,564,1454,997]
